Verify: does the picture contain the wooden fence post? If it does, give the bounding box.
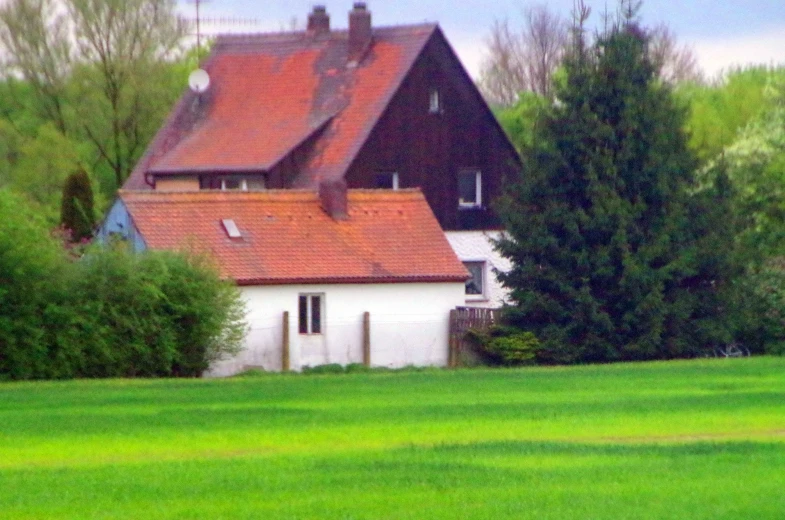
[363,311,371,367]
[448,309,458,368]
[282,311,290,372]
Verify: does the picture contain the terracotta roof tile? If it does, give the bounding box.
[124,24,437,189]
[119,189,468,285]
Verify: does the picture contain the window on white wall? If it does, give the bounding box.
[298,294,323,334]
[464,261,485,297]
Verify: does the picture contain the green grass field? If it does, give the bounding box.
[1,358,784,519]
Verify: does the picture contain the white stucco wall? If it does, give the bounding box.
[207,282,466,376]
[445,231,512,308]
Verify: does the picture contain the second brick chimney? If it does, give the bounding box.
[348,2,372,63]
[307,5,330,35]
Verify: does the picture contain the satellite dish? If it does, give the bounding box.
[188,69,210,93]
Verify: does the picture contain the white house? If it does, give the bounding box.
[119,3,520,314]
[98,186,468,375]
[446,231,512,308]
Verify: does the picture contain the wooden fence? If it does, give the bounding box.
[448,307,502,367]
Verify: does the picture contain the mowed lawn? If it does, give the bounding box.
[1,358,784,519]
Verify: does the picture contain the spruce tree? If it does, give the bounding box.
[60,168,95,243]
[495,1,733,363]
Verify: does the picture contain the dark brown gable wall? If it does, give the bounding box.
[344,29,520,231]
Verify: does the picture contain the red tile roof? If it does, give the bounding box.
[119,189,468,286]
[126,24,437,189]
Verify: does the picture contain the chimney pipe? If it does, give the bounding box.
[307,5,330,35]
[319,179,348,221]
[348,2,372,63]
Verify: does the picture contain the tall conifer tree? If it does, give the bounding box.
[60,168,95,242]
[495,0,733,363]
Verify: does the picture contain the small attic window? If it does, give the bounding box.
[374,172,399,190]
[221,219,242,238]
[429,89,441,114]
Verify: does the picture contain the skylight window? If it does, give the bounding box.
[221,219,242,238]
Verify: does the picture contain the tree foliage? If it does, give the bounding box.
[495,1,734,363]
[0,191,246,380]
[0,0,186,193]
[677,66,777,164]
[60,168,96,242]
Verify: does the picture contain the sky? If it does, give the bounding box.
[176,0,785,80]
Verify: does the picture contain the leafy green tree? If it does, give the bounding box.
[0,0,186,191]
[677,66,778,164]
[9,123,85,223]
[495,90,551,152]
[495,1,733,363]
[60,168,96,242]
[715,72,785,260]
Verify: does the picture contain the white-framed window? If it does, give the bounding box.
[221,177,246,191]
[458,170,482,208]
[298,293,324,334]
[220,176,266,191]
[374,172,399,190]
[429,89,441,114]
[463,261,486,298]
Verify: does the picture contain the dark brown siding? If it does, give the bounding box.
[344,29,520,230]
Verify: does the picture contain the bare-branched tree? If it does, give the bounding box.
[648,23,703,85]
[0,0,72,133]
[479,4,567,106]
[0,0,186,189]
[480,2,703,106]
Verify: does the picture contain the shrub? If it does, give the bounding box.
[730,261,785,355]
[302,363,346,375]
[467,325,541,366]
[68,246,246,378]
[0,194,247,380]
[0,190,68,379]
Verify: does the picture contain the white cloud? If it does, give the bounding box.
[692,25,785,79]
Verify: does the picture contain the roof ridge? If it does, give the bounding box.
[214,22,439,42]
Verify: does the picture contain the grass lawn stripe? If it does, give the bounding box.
[1,357,784,518]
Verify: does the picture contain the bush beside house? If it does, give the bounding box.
[0,190,246,380]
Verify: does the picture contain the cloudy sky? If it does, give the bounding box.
[177,0,785,80]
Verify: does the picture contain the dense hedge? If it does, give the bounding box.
[0,190,246,380]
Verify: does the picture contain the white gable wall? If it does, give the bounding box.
[445,230,511,308]
[207,281,465,376]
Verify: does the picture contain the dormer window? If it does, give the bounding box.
[458,169,482,208]
[221,178,245,191]
[215,175,266,191]
[429,89,441,114]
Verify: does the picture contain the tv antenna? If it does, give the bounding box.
[183,1,262,95]
[185,0,211,60]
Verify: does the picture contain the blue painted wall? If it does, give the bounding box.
[96,199,147,252]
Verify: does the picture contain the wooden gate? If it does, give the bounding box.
[448,307,502,367]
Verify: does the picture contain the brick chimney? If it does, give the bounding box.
[348,2,372,63]
[307,5,330,35]
[319,179,348,221]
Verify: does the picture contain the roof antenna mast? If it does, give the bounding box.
[186,0,211,97]
[186,0,209,61]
